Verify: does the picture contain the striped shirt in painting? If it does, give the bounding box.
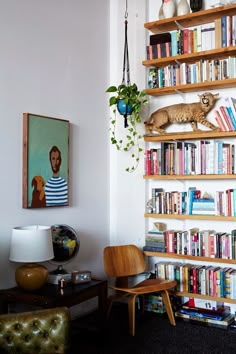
[45,176,68,206]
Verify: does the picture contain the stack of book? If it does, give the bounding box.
[144,230,166,253]
[175,301,234,329]
[191,197,215,216]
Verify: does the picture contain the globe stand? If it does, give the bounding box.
[48,265,72,284]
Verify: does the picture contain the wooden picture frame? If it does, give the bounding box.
[22,113,69,208]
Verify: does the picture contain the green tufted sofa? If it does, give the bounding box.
[0,306,70,354]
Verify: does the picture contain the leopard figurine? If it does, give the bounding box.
[144,92,220,135]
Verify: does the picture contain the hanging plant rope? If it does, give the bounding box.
[120,0,130,128]
[122,2,130,86]
[106,0,148,172]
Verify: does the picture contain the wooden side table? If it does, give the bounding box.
[0,279,107,315]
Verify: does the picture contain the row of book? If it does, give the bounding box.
[147,57,236,89]
[145,227,236,260]
[175,301,234,328]
[148,187,236,217]
[145,133,236,176]
[146,16,236,60]
[153,261,236,299]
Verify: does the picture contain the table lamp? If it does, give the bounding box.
[9,225,54,291]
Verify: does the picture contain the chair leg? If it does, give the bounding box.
[128,295,137,336]
[161,290,176,326]
[138,295,145,314]
[106,297,114,320]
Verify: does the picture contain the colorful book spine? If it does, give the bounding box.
[219,106,234,131]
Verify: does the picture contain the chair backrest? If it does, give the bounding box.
[104,244,146,277]
[0,306,70,354]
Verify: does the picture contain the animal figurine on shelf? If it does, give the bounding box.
[144,92,220,135]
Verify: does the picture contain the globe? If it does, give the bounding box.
[48,224,80,283]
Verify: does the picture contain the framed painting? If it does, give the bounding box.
[22,113,70,208]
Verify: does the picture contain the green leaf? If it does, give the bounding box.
[106,86,117,92]
[109,97,117,106]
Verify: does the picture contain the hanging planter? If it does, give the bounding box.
[106,0,148,173]
[106,83,147,172]
[117,99,132,117]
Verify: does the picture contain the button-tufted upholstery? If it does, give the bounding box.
[0,306,70,354]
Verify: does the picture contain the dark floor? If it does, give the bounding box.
[70,303,236,354]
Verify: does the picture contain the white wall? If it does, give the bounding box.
[0,0,110,289]
[109,0,147,248]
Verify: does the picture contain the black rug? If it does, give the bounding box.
[70,303,236,354]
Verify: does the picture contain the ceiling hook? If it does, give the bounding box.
[125,0,128,19]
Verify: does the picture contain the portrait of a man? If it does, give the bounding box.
[23,113,69,208]
[45,145,68,206]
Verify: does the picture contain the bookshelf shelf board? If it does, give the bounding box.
[144,4,236,34]
[144,78,236,96]
[144,213,236,221]
[142,46,236,68]
[144,131,236,142]
[143,251,236,265]
[173,291,236,304]
[144,174,236,180]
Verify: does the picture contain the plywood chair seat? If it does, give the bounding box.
[103,244,177,336]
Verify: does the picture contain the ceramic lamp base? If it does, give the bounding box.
[15,263,48,291]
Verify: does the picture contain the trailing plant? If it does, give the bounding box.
[106,83,148,172]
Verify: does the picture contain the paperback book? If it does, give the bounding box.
[175,310,234,328]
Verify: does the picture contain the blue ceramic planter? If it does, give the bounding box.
[117,99,132,116]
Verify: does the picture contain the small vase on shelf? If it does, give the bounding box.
[190,0,202,12]
[177,0,190,16]
[158,0,165,20]
[163,0,176,19]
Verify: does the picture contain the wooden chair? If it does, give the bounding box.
[103,244,177,336]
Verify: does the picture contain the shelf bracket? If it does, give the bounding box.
[174,59,181,66]
[174,20,186,31]
[174,89,185,99]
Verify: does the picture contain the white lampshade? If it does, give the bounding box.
[9,225,54,263]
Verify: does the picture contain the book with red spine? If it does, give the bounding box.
[145,149,151,175]
[192,266,198,294]
[208,232,215,258]
[214,109,227,131]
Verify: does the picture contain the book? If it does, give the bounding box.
[226,97,236,118]
[150,32,171,46]
[215,18,222,49]
[214,109,227,131]
[175,310,234,327]
[221,16,227,48]
[143,245,166,253]
[147,68,158,89]
[226,106,236,130]
[187,187,196,215]
[170,30,178,56]
[177,307,227,321]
